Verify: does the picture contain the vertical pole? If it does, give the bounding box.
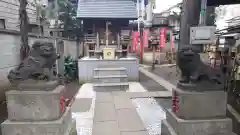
[140,0,145,64]
[106,21,109,47]
[146,0,153,27]
[152,46,156,70]
[140,28,143,64]
[137,0,140,58]
[179,0,201,50]
[141,0,145,21]
[199,0,207,26]
[199,0,207,52]
[137,0,140,34]
[96,32,99,49]
[53,0,59,76]
[54,0,59,28]
[117,32,120,49]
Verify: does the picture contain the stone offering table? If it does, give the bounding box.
[78,57,139,84]
[1,85,76,135]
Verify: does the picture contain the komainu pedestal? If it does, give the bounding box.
[6,85,65,121]
[1,41,76,135]
[1,85,76,135]
[162,89,235,135]
[162,47,236,135]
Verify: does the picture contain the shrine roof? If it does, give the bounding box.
[77,0,137,19]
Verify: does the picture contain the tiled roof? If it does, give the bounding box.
[77,0,137,19]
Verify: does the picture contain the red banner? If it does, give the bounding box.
[143,29,149,48]
[131,31,139,52]
[160,28,167,48]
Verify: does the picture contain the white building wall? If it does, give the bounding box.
[0,0,38,31]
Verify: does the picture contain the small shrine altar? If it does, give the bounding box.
[78,47,139,84]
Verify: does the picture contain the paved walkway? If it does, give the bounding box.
[93,92,147,135]
[71,83,171,135]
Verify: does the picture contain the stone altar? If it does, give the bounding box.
[1,41,76,135]
[78,57,139,84]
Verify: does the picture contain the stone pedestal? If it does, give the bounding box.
[1,85,76,135]
[162,88,236,135]
[173,90,227,119]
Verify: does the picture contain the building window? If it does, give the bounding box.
[0,19,6,29]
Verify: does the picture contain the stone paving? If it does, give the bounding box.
[71,82,171,135]
[93,92,146,135]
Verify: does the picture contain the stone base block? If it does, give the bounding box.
[6,85,65,121]
[1,107,74,135]
[161,119,237,135]
[173,89,227,119]
[17,80,59,91]
[166,109,232,135]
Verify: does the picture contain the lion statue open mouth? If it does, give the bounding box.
[8,41,58,84]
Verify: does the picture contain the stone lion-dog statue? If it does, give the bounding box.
[8,41,58,85]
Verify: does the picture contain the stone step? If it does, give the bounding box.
[166,109,232,135]
[94,67,126,71]
[93,75,128,83]
[93,83,129,92]
[94,67,127,76]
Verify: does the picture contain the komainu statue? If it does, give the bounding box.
[7,41,59,90]
[177,47,224,91]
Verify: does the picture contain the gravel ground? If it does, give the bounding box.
[139,72,167,91]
